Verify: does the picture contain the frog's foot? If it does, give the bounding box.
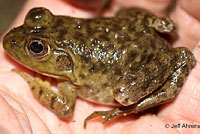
[84,109,121,128]
[148,17,175,33]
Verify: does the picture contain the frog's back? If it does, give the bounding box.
[44,9,172,86]
[52,14,172,69]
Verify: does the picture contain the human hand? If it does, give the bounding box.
[0,0,200,134]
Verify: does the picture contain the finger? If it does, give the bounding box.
[171,0,200,49]
[0,91,29,134]
[0,90,53,134]
[179,0,200,20]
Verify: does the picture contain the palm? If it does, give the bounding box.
[0,0,200,134]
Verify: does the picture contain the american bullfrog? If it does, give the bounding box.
[3,7,196,128]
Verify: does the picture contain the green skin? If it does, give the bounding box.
[3,7,196,128]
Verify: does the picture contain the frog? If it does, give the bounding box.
[3,7,196,128]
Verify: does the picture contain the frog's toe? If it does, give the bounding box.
[84,110,118,128]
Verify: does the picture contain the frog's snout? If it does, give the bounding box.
[2,32,12,51]
[3,26,25,53]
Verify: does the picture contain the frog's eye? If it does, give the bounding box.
[26,40,50,59]
[30,41,44,53]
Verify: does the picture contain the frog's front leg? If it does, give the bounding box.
[84,48,196,128]
[13,69,77,119]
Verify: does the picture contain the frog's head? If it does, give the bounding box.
[3,7,75,81]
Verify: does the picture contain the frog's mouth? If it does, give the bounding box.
[28,66,76,83]
[39,71,76,82]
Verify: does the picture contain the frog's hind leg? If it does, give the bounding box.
[84,47,196,128]
[123,48,196,113]
[12,69,77,119]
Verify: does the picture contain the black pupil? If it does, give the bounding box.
[30,41,43,53]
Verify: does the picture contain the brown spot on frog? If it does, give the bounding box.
[3,7,196,128]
